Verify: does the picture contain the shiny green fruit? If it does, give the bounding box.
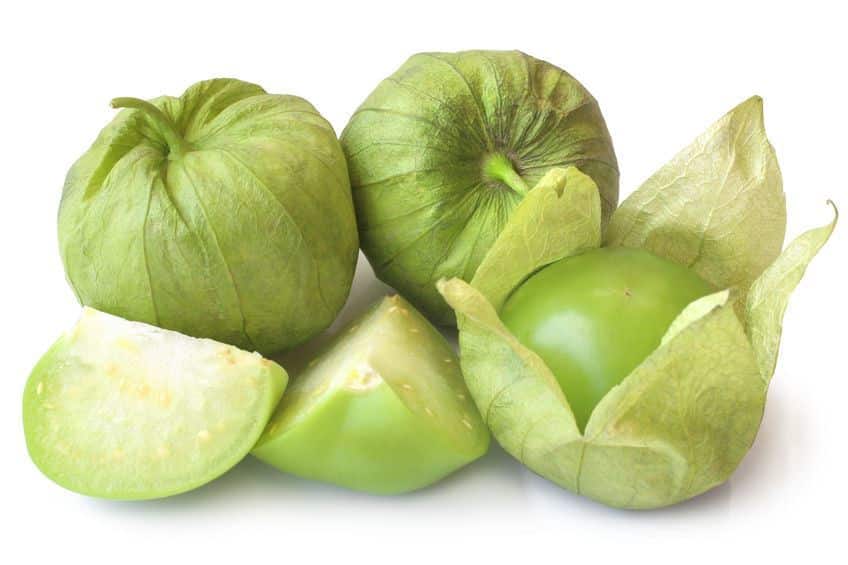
[23,308,287,500]
[500,247,713,430]
[252,295,489,494]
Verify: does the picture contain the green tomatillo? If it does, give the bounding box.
[437,96,836,508]
[59,79,358,355]
[500,247,714,431]
[341,50,618,324]
[252,295,489,494]
[23,308,287,500]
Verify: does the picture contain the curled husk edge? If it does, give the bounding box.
[437,98,836,509]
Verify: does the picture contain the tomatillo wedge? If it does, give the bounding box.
[252,295,489,494]
[23,308,287,500]
[500,247,714,430]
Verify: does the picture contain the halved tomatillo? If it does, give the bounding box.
[252,295,489,494]
[23,308,287,500]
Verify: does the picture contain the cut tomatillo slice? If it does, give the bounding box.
[252,295,489,494]
[23,308,287,500]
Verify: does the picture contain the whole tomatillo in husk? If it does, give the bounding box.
[341,50,618,324]
[59,79,358,355]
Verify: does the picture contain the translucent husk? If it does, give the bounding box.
[438,98,836,508]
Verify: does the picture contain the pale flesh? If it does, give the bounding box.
[23,308,287,500]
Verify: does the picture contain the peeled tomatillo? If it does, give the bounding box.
[500,247,714,431]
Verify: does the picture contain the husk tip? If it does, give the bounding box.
[435,277,455,295]
[826,199,839,222]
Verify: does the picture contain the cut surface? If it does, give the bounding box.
[23,308,287,500]
[252,295,489,494]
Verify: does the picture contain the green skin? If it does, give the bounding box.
[59,79,358,355]
[252,295,489,494]
[500,247,714,431]
[23,308,287,500]
[341,50,618,325]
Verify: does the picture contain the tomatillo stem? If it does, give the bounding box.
[483,153,529,195]
[111,97,192,157]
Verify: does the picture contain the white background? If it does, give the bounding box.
[1,1,845,562]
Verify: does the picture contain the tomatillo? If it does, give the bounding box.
[23,308,287,500]
[500,247,714,430]
[252,295,489,494]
